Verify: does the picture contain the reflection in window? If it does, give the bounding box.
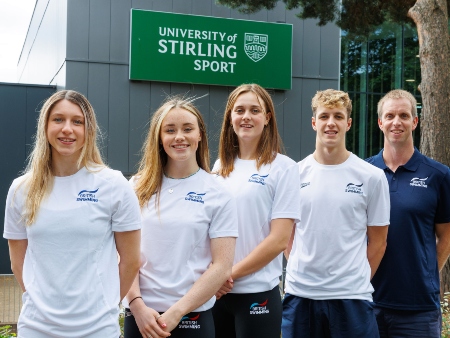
[341,23,421,159]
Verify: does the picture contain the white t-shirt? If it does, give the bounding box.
[213,154,301,293]
[285,153,390,301]
[3,166,141,338]
[123,169,238,312]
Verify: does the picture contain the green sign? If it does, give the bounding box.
[129,10,292,90]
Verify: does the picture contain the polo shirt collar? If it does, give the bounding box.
[374,147,422,172]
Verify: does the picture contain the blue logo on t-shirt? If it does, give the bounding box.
[345,183,363,195]
[185,192,206,204]
[76,188,99,202]
[248,174,269,185]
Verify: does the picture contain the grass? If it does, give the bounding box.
[442,293,450,337]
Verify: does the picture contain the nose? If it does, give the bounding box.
[327,116,336,127]
[175,129,185,141]
[392,115,401,125]
[62,121,73,133]
[242,109,252,120]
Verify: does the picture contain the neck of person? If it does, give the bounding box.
[164,158,200,179]
[51,154,82,177]
[382,138,415,172]
[237,138,259,160]
[313,143,350,165]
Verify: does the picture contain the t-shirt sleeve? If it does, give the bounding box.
[3,179,27,240]
[209,191,238,239]
[111,174,141,232]
[367,170,390,226]
[435,168,450,224]
[271,163,301,222]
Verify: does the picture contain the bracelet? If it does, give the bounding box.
[129,296,142,306]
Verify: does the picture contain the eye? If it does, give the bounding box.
[234,108,244,114]
[165,128,175,133]
[73,119,84,125]
[53,117,63,122]
[184,127,193,132]
[252,108,261,114]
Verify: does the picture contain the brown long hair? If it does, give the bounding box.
[134,96,210,209]
[217,84,283,177]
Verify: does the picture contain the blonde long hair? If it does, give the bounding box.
[217,84,283,177]
[23,90,104,225]
[134,96,210,209]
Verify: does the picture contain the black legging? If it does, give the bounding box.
[124,308,215,338]
[212,286,282,338]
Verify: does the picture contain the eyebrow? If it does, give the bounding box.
[50,112,85,119]
[163,122,195,127]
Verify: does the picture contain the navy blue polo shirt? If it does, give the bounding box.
[366,148,450,310]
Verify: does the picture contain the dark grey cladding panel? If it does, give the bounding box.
[320,24,340,79]
[0,84,56,274]
[302,19,321,77]
[66,61,89,95]
[87,63,110,158]
[173,0,192,13]
[268,1,286,23]
[300,78,320,160]
[283,78,303,161]
[66,0,89,60]
[193,0,212,16]
[108,64,130,172]
[212,1,230,18]
[319,80,339,91]
[153,0,173,12]
[131,0,153,10]
[110,0,132,63]
[208,86,229,162]
[150,82,171,115]
[89,0,111,61]
[272,90,286,140]
[129,81,151,173]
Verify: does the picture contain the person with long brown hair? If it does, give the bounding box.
[3,90,141,337]
[123,96,238,338]
[211,84,300,338]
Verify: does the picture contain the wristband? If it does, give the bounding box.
[129,296,142,306]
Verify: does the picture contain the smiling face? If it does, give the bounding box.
[160,107,201,166]
[312,105,352,150]
[47,99,86,165]
[230,91,271,146]
[378,97,418,147]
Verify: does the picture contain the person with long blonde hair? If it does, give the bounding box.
[3,90,141,337]
[123,96,238,338]
[211,84,300,338]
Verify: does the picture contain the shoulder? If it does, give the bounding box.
[198,170,233,199]
[86,166,130,188]
[419,153,449,176]
[349,154,385,177]
[272,153,297,167]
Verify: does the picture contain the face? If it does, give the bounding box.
[312,105,352,148]
[230,91,270,144]
[47,99,86,163]
[160,108,201,164]
[378,98,418,146]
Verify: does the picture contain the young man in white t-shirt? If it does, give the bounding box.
[282,89,390,338]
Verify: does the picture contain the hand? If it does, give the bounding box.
[129,300,171,338]
[215,277,233,300]
[158,307,185,333]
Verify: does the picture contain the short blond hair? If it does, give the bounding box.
[311,89,352,118]
[377,89,417,119]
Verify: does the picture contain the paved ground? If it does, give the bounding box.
[0,275,22,326]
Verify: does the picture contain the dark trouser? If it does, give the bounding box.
[124,308,215,338]
[211,286,282,338]
[281,293,379,338]
[374,305,441,338]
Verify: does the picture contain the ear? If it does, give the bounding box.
[412,116,419,131]
[378,118,383,130]
[265,112,271,125]
[346,118,352,131]
[312,116,317,131]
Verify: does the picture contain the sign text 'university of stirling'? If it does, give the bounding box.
[129,10,292,90]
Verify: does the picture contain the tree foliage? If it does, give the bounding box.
[217,0,450,36]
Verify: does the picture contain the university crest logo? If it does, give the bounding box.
[244,33,268,62]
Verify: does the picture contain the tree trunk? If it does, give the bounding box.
[408,0,450,297]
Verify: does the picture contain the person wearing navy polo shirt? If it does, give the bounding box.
[282,89,390,338]
[366,89,450,337]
